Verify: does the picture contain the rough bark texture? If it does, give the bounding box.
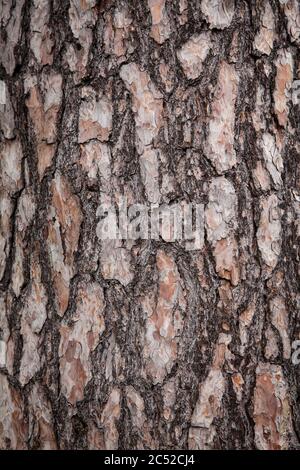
[1,0,300,451]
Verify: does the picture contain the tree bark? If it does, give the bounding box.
[0,0,300,450]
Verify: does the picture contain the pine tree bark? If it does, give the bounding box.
[0,0,300,450]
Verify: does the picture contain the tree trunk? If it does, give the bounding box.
[0,0,300,451]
